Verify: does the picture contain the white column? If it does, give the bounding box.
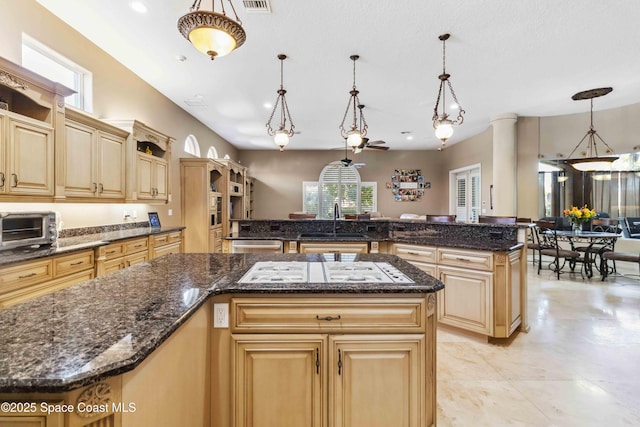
[490,113,518,216]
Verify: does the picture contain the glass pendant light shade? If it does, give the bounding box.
[434,119,454,141]
[177,1,246,61]
[274,129,290,151]
[188,21,237,59]
[266,54,295,151]
[346,129,362,147]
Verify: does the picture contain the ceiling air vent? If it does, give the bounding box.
[242,0,271,13]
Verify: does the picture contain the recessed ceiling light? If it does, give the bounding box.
[176,55,187,62]
[129,1,148,14]
[406,135,414,141]
[449,102,459,110]
[263,102,273,109]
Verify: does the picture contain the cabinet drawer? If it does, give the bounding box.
[392,243,437,263]
[152,233,170,246]
[167,231,182,243]
[53,250,94,278]
[153,242,181,258]
[298,242,368,254]
[125,237,149,254]
[437,248,493,271]
[0,259,53,292]
[103,243,125,260]
[125,252,148,267]
[231,297,426,333]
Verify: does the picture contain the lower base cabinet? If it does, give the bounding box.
[216,295,436,427]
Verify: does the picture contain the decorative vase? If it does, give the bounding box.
[572,222,582,235]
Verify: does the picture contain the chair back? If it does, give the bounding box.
[591,218,620,234]
[426,214,456,223]
[478,215,517,224]
[534,220,557,249]
[288,213,316,219]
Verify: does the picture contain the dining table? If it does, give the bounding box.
[552,230,621,278]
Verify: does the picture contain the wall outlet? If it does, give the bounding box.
[213,303,229,328]
[168,209,173,216]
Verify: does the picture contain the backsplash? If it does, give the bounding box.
[59,221,150,238]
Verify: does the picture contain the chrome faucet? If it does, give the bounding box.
[333,203,340,234]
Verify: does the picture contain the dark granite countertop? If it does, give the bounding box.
[0,226,185,268]
[0,253,442,394]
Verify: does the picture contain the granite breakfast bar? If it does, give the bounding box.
[0,253,443,427]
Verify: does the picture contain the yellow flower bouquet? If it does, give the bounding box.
[563,205,596,226]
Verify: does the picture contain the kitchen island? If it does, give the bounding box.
[0,253,442,427]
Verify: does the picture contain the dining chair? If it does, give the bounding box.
[574,218,620,275]
[426,214,456,223]
[478,215,517,224]
[536,220,584,279]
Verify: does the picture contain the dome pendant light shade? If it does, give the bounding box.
[432,34,465,147]
[339,55,368,146]
[565,87,617,172]
[178,0,246,60]
[266,54,295,151]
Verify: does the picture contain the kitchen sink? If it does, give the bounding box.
[298,232,367,238]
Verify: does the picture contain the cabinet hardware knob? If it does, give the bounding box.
[92,182,97,193]
[316,315,341,321]
[338,349,342,375]
[455,257,470,262]
[70,261,83,266]
[0,172,4,188]
[106,250,117,255]
[18,272,37,279]
[315,348,320,375]
[11,174,18,187]
[98,183,104,193]
[407,251,420,256]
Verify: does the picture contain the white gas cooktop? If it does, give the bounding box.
[238,262,414,284]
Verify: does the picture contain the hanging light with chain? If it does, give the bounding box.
[266,54,295,151]
[339,55,368,148]
[432,33,465,148]
[177,0,246,61]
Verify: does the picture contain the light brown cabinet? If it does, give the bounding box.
[0,250,95,309]
[214,296,436,427]
[2,114,54,196]
[62,108,128,200]
[181,158,226,253]
[150,230,183,259]
[105,119,173,203]
[0,56,73,201]
[298,242,369,254]
[391,242,523,338]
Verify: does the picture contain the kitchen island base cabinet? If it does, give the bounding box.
[0,301,211,427]
[215,295,436,427]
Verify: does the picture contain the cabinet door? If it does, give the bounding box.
[154,158,168,200]
[97,131,125,198]
[0,115,5,194]
[7,118,54,195]
[330,335,424,427]
[64,120,97,197]
[136,154,153,199]
[233,334,325,427]
[437,265,494,335]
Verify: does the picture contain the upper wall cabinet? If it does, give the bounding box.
[61,108,129,200]
[0,57,74,200]
[105,120,174,204]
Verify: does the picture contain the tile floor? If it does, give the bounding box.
[436,258,640,426]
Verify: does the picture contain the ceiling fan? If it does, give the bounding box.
[339,139,366,168]
[354,137,389,152]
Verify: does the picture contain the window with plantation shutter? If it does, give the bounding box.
[451,165,481,223]
[302,161,377,218]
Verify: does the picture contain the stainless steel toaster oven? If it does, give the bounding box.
[0,211,57,250]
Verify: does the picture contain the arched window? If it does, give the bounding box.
[302,161,377,219]
[207,146,218,159]
[184,134,201,157]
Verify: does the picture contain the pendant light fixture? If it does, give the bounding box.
[266,54,295,151]
[432,33,465,148]
[177,0,246,61]
[565,87,617,172]
[339,55,368,148]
